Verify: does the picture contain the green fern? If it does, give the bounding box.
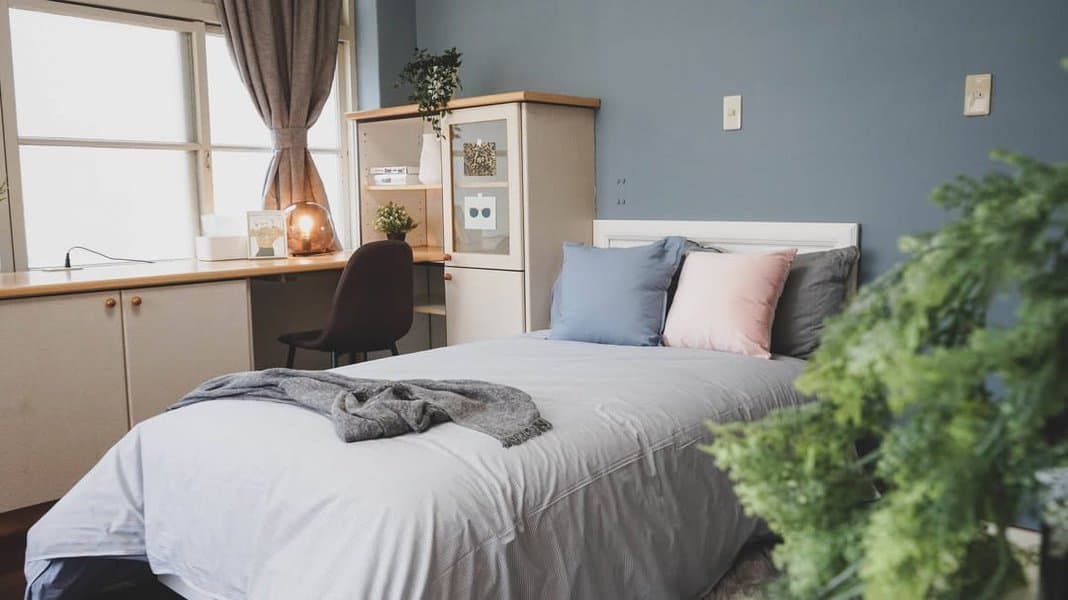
[704,149,1068,598]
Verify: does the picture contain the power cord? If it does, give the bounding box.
[64,246,155,268]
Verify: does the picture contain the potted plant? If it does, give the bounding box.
[704,146,1068,598]
[396,47,461,185]
[373,202,416,242]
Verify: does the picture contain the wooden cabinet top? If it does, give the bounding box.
[345,91,600,122]
[0,246,446,300]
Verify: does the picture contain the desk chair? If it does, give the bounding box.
[280,240,413,368]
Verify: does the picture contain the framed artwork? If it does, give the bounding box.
[463,140,497,177]
[246,210,287,259]
[463,194,497,231]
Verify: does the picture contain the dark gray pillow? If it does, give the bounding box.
[771,246,860,359]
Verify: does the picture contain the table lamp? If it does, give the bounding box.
[283,201,340,256]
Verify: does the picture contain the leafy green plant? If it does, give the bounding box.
[396,47,462,138]
[373,202,416,235]
[704,149,1068,599]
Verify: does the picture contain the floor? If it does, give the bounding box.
[2,504,777,599]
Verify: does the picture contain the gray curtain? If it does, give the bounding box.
[216,0,342,221]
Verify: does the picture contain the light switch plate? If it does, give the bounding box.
[723,95,742,130]
[964,73,992,117]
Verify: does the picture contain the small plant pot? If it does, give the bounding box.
[386,232,407,242]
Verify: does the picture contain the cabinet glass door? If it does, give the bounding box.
[443,104,523,270]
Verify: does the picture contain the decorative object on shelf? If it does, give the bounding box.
[373,202,417,242]
[463,140,497,177]
[704,149,1068,598]
[246,210,286,259]
[396,47,462,138]
[370,166,420,186]
[283,202,341,256]
[463,194,496,231]
[418,133,443,185]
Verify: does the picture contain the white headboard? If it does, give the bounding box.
[594,219,861,290]
[593,219,859,254]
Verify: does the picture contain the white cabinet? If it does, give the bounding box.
[0,292,129,511]
[122,280,252,424]
[0,280,253,511]
[444,267,525,345]
[441,101,596,343]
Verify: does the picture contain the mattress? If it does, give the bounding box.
[25,333,808,599]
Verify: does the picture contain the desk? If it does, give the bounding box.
[0,245,446,511]
[0,245,446,301]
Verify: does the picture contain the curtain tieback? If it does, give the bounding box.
[271,127,309,150]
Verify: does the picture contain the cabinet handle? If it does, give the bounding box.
[442,253,452,261]
[443,273,453,281]
[104,298,116,308]
[130,296,142,306]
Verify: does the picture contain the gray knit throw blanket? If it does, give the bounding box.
[171,368,552,447]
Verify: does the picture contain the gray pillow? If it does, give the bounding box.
[549,237,687,346]
[771,246,860,359]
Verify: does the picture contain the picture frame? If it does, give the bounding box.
[246,210,287,259]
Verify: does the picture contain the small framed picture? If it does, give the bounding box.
[246,210,287,259]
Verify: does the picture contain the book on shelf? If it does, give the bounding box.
[370,173,422,186]
[369,166,420,175]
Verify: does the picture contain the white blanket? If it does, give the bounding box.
[26,334,808,599]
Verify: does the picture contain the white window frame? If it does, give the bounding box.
[0,0,357,271]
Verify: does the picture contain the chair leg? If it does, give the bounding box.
[331,352,339,369]
[285,345,296,369]
[390,343,399,356]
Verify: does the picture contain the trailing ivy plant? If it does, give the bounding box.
[704,148,1068,598]
[397,47,462,138]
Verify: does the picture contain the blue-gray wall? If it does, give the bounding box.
[356,0,416,109]
[410,0,1068,279]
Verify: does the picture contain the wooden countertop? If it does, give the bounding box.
[0,246,445,300]
[345,91,601,122]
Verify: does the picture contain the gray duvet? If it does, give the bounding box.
[26,333,809,599]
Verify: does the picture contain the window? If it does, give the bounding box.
[3,1,352,270]
[204,34,347,229]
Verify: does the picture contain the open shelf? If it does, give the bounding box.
[365,184,443,192]
[413,296,446,317]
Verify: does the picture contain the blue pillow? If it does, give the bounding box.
[549,237,687,346]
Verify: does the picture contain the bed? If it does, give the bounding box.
[24,219,859,599]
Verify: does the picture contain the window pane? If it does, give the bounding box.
[210,150,271,217]
[207,34,340,149]
[312,152,345,231]
[205,35,270,147]
[308,77,340,149]
[211,151,345,231]
[20,146,197,268]
[9,9,193,142]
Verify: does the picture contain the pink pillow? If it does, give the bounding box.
[662,249,797,358]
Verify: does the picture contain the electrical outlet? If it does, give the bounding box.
[964,74,992,117]
[723,95,742,131]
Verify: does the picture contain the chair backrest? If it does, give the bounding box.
[318,240,414,352]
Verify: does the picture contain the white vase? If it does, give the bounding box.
[418,133,442,185]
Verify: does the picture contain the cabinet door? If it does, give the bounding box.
[444,267,525,345]
[0,292,129,511]
[442,103,524,271]
[122,280,252,424]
